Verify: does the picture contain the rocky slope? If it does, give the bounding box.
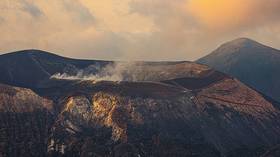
[45,80,280,157]
[197,38,280,102]
[0,84,54,157]
[260,145,280,157]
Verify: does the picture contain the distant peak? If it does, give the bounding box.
[218,37,264,50]
[230,37,259,45]
[233,37,255,42]
[18,49,49,54]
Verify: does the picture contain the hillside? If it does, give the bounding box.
[197,38,280,102]
[0,84,54,157]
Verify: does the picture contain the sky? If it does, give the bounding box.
[0,0,280,61]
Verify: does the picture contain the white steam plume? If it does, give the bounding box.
[50,62,140,82]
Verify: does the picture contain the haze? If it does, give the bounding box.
[0,0,280,61]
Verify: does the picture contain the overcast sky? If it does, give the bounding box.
[0,0,280,61]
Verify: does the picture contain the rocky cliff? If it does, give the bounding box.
[0,84,54,157]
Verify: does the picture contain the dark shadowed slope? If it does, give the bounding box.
[0,49,110,88]
[197,38,280,102]
[260,145,280,157]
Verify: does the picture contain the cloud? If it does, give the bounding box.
[126,0,280,60]
[0,16,4,24]
[61,0,95,25]
[127,0,202,60]
[187,0,280,32]
[0,0,279,61]
[21,0,44,18]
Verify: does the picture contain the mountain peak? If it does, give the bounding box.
[198,38,280,63]
[231,37,257,43]
[219,38,262,50]
[2,49,57,57]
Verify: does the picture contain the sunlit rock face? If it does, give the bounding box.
[48,91,220,157]
[0,84,54,157]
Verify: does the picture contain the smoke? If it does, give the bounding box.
[50,61,198,83]
[50,62,141,82]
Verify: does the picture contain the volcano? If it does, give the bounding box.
[0,50,280,157]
